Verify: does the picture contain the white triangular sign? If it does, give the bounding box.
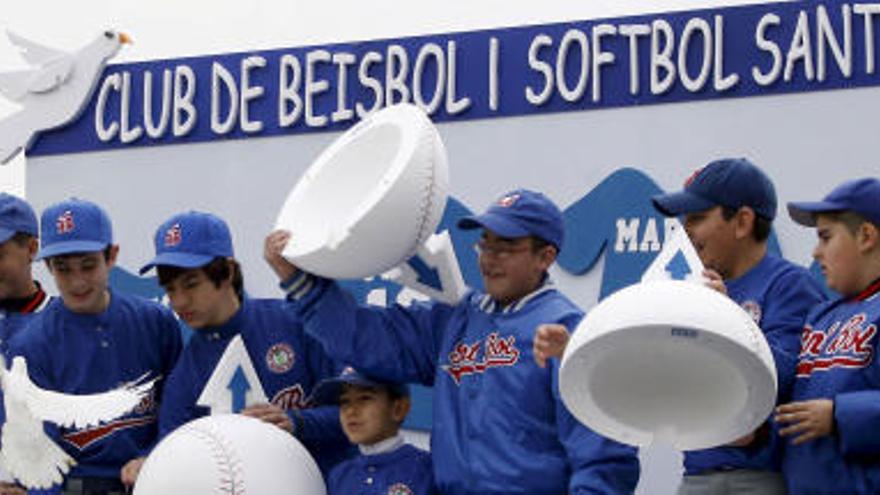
[383,230,467,305]
[642,219,705,283]
[196,335,268,414]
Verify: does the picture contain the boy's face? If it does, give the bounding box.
[0,236,36,300]
[477,231,554,305]
[161,267,233,329]
[813,216,865,296]
[48,247,116,314]
[683,206,739,278]
[338,386,408,446]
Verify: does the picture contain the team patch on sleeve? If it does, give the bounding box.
[387,483,414,495]
[265,343,295,373]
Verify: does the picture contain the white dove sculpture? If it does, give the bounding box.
[0,30,131,164]
[0,354,154,489]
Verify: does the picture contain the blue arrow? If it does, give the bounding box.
[227,366,250,413]
[665,250,692,280]
[406,255,443,291]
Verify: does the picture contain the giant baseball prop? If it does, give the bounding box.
[134,414,325,494]
[275,103,449,279]
[559,226,777,450]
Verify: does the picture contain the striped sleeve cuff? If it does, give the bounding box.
[280,270,317,301]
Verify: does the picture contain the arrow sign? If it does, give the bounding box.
[197,335,268,414]
[641,219,705,284]
[406,255,442,291]
[665,250,691,280]
[384,230,466,305]
[228,366,250,413]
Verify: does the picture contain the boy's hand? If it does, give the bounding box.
[533,324,571,368]
[120,457,146,487]
[702,269,727,296]
[775,399,834,445]
[264,230,298,282]
[241,403,294,434]
[0,482,25,495]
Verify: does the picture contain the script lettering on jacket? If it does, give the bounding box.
[271,383,310,410]
[441,332,520,384]
[797,313,877,377]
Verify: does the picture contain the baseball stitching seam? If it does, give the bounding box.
[186,422,247,495]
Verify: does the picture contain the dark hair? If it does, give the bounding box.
[9,232,34,247]
[819,211,879,235]
[721,206,772,242]
[44,244,115,269]
[157,257,244,300]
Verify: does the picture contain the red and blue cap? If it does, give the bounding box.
[0,193,38,244]
[37,198,112,260]
[140,211,234,275]
[311,367,410,406]
[652,158,778,220]
[788,178,880,227]
[457,189,565,250]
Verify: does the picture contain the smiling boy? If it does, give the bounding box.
[6,198,182,495]
[265,188,639,495]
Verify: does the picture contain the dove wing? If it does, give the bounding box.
[6,31,67,66]
[0,390,74,489]
[0,69,34,101]
[24,56,75,94]
[7,357,155,430]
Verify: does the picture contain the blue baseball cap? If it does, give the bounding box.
[788,178,880,227]
[139,211,234,275]
[457,189,565,250]
[37,198,112,260]
[652,158,778,220]
[311,367,410,406]
[0,193,38,244]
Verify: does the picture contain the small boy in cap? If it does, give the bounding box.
[776,178,880,494]
[0,193,48,495]
[533,158,824,495]
[265,188,639,495]
[6,198,182,495]
[312,367,435,495]
[124,210,349,485]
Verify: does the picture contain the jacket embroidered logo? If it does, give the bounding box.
[441,332,520,385]
[797,313,877,377]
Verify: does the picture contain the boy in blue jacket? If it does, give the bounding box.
[777,178,880,494]
[123,210,349,486]
[536,159,824,495]
[312,367,435,495]
[7,198,182,495]
[0,194,49,495]
[265,189,639,495]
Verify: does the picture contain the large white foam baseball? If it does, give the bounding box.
[559,280,777,451]
[275,103,449,279]
[134,414,325,495]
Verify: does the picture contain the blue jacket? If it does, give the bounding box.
[284,272,640,495]
[782,279,880,494]
[685,254,824,475]
[0,285,50,488]
[6,290,182,481]
[158,297,351,474]
[327,443,435,495]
